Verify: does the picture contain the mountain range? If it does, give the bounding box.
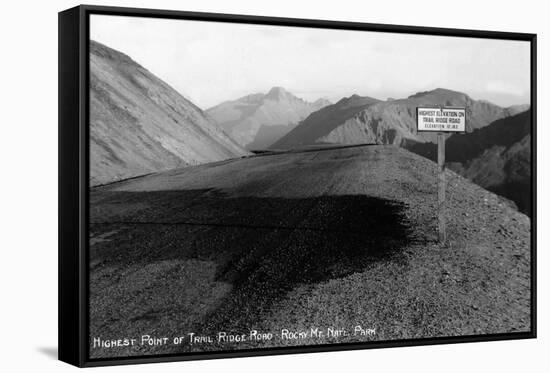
[88,41,531,215]
[89,41,248,186]
[273,88,522,149]
[270,88,531,215]
[206,87,331,150]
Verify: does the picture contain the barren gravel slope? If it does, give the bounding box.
[89,145,531,357]
[90,41,248,186]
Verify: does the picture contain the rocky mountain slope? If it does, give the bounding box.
[273,88,519,149]
[247,123,298,150]
[90,40,248,186]
[271,94,381,149]
[507,104,531,116]
[407,110,532,215]
[206,87,331,149]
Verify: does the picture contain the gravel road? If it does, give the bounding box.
[89,144,531,358]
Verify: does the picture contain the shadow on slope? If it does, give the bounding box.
[90,189,414,349]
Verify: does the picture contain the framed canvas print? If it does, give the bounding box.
[58,5,537,367]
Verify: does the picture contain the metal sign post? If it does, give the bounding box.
[437,133,446,242]
[416,106,466,243]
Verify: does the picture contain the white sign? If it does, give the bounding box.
[416,107,466,132]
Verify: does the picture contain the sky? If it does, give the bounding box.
[90,14,531,109]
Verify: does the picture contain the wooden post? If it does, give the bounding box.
[438,133,446,243]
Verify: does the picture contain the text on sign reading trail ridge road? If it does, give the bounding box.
[417,107,466,132]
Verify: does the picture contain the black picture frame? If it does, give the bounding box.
[59,4,537,367]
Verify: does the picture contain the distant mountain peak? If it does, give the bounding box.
[408,87,466,99]
[207,87,332,149]
[338,94,380,109]
[265,86,291,101]
[336,94,359,105]
[313,97,332,106]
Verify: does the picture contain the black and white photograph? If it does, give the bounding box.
[4,0,550,371]
[85,11,534,361]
